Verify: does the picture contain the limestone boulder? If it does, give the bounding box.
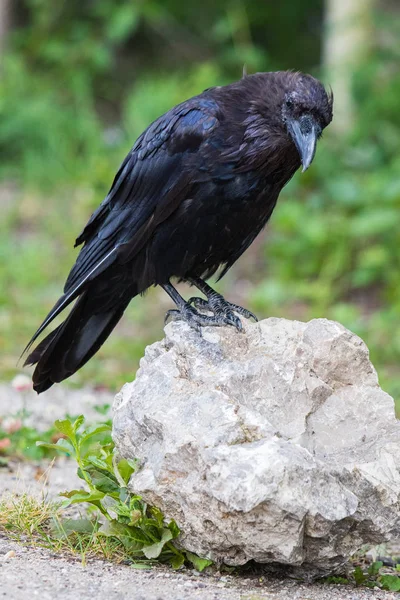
[113,318,400,574]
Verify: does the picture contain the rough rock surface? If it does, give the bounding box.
[113,318,400,575]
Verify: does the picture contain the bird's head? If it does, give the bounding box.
[281,73,333,171]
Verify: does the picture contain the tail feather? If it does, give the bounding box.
[25,290,132,393]
[22,247,119,359]
[24,325,63,367]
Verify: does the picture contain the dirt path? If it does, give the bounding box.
[0,533,397,600]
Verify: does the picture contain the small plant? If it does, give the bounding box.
[321,560,400,591]
[34,415,212,571]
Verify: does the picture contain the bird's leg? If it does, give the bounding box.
[161,281,234,332]
[187,277,258,331]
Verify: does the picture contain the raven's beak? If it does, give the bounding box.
[287,115,320,172]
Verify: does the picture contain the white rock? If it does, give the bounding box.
[112,317,400,575]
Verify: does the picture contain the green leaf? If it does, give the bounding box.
[117,458,135,484]
[80,423,111,444]
[324,576,349,584]
[60,489,106,513]
[60,489,105,503]
[368,560,383,576]
[86,455,111,472]
[98,519,148,550]
[119,487,130,503]
[97,519,128,539]
[170,552,185,569]
[185,551,213,572]
[142,528,173,559]
[353,566,366,586]
[149,506,164,528]
[103,496,131,519]
[84,466,120,494]
[36,438,74,455]
[380,574,400,592]
[77,466,89,483]
[52,518,96,538]
[54,418,77,442]
[72,415,85,433]
[167,519,180,539]
[141,516,164,534]
[113,503,131,518]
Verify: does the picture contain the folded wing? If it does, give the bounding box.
[23,97,220,353]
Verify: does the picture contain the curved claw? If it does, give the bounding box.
[164,308,181,325]
[166,300,248,333]
[228,304,258,322]
[187,291,257,331]
[166,289,257,334]
[165,308,202,333]
[223,311,243,332]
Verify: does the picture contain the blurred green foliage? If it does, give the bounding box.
[0,1,399,411]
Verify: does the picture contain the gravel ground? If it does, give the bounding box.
[0,382,399,599]
[0,382,114,430]
[0,457,80,498]
[0,533,398,600]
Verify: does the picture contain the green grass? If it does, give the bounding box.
[0,492,154,566]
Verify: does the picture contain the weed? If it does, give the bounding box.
[320,561,400,591]
[1,414,212,571]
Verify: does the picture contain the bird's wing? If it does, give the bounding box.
[65,97,220,295]
[23,97,221,349]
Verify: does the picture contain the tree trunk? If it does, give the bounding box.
[323,0,375,135]
[0,0,11,62]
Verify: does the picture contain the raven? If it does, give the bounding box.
[24,71,333,393]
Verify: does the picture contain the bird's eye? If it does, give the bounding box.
[286,98,294,109]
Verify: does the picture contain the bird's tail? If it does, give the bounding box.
[24,287,133,394]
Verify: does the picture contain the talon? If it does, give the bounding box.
[222,311,242,331]
[233,316,244,331]
[164,309,181,325]
[164,279,257,333]
[228,303,258,322]
[199,296,257,329]
[165,303,217,333]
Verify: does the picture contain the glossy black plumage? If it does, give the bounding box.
[24,71,333,393]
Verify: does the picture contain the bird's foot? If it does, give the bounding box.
[187,293,258,332]
[165,302,237,332]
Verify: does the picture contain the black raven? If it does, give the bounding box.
[24,71,333,393]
